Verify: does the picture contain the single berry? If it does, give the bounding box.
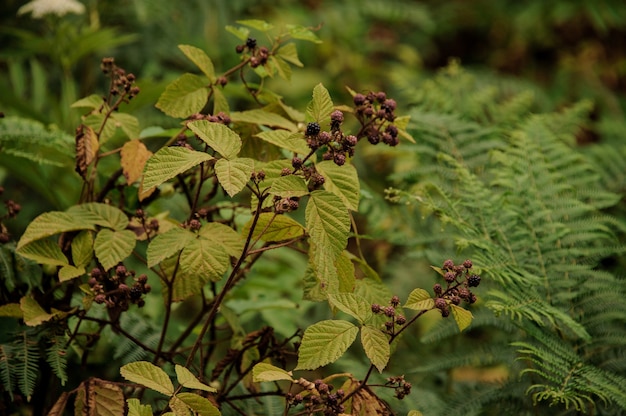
[94,294,106,304]
[115,265,127,278]
[235,44,245,53]
[129,286,142,300]
[292,157,303,169]
[386,124,399,138]
[330,110,344,124]
[385,321,395,330]
[345,135,357,146]
[246,37,257,49]
[441,306,451,317]
[444,271,456,283]
[382,98,397,111]
[371,303,381,313]
[463,259,473,269]
[137,274,148,284]
[443,259,454,269]
[390,295,400,307]
[333,153,346,166]
[395,315,406,325]
[376,91,387,103]
[433,283,443,296]
[383,306,395,317]
[468,274,481,287]
[189,219,201,231]
[435,297,447,310]
[353,93,366,106]
[306,122,321,137]
[318,131,332,144]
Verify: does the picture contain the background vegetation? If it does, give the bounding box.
[1,0,626,415]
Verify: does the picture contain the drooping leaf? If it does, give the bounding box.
[178,45,216,83]
[335,250,356,293]
[198,223,245,257]
[94,229,136,271]
[306,83,333,129]
[75,124,99,180]
[120,361,174,396]
[242,213,305,242]
[286,24,322,43]
[121,139,153,185]
[255,130,309,155]
[270,56,293,81]
[316,161,360,211]
[69,203,130,231]
[110,113,140,139]
[180,237,229,282]
[58,265,85,282]
[156,73,209,118]
[404,288,435,311]
[71,230,93,269]
[276,43,303,66]
[214,157,254,197]
[306,191,350,272]
[328,293,372,323]
[450,304,473,332]
[270,175,309,198]
[175,365,217,393]
[252,362,294,382]
[188,120,242,159]
[127,398,153,416]
[20,296,52,326]
[361,325,390,373]
[16,239,68,266]
[147,227,196,267]
[176,392,221,416]
[141,146,213,192]
[230,109,297,131]
[295,320,358,370]
[71,94,104,109]
[17,211,95,249]
[237,19,274,32]
[212,87,229,114]
[225,25,250,41]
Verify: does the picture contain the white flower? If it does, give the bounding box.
[18,0,85,19]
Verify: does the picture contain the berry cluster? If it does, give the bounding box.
[386,375,412,400]
[433,259,480,318]
[304,112,357,167]
[371,295,407,335]
[353,91,399,146]
[280,164,325,192]
[135,209,160,237]
[236,37,270,69]
[0,187,21,243]
[187,111,231,125]
[89,265,150,310]
[288,378,345,415]
[100,57,140,102]
[273,196,300,214]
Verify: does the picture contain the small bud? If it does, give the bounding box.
[383,306,395,317]
[463,259,473,269]
[371,303,381,313]
[292,157,303,169]
[353,93,366,106]
[444,271,456,283]
[395,315,406,325]
[390,295,400,307]
[433,283,443,296]
[443,259,454,269]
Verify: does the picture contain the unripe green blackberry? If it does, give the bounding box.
[306,122,321,137]
[468,274,481,287]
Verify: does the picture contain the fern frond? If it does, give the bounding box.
[15,331,39,401]
[46,335,68,386]
[112,313,161,364]
[0,344,16,401]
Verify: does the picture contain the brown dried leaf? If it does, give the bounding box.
[75,125,99,179]
[47,391,70,416]
[121,139,153,185]
[341,377,393,416]
[76,377,125,416]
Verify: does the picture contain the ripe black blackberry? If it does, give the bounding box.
[468,274,481,287]
[306,122,321,137]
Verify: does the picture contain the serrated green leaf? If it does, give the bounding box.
[287,24,322,43]
[242,213,305,242]
[68,203,129,231]
[450,304,473,332]
[404,288,435,311]
[16,239,68,266]
[71,230,93,268]
[306,83,333,128]
[270,175,309,198]
[270,56,292,81]
[180,237,229,282]
[120,361,174,396]
[175,365,217,393]
[212,87,229,114]
[198,222,245,257]
[127,398,153,416]
[255,130,309,154]
[328,293,371,323]
[178,45,216,83]
[295,320,358,370]
[316,161,360,211]
[276,43,303,66]
[306,190,350,256]
[361,325,390,372]
[17,211,95,249]
[156,73,209,118]
[71,94,104,109]
[58,265,85,282]
[188,120,242,159]
[215,157,254,197]
[336,250,356,293]
[230,109,297,131]
[110,112,140,139]
[237,19,273,32]
[225,25,249,41]
[83,113,116,143]
[20,296,53,326]
[142,146,213,191]
[176,392,221,416]
[94,229,136,271]
[147,227,196,267]
[252,362,294,382]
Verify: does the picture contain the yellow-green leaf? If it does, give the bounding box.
[287,24,322,43]
[450,304,473,332]
[237,19,273,32]
[0,303,23,318]
[17,211,95,249]
[404,288,435,311]
[120,361,174,396]
[68,203,130,231]
[21,296,52,326]
[328,293,371,323]
[156,73,209,118]
[178,45,216,83]
[316,161,360,211]
[147,227,196,267]
[71,94,104,109]
[142,146,213,191]
[180,237,229,282]
[16,239,68,266]
[127,398,153,416]
[94,229,136,271]
[214,157,254,197]
[295,320,358,370]
[175,365,217,393]
[121,139,153,185]
[276,43,303,66]
[252,362,293,382]
[361,325,390,372]
[58,265,85,282]
[242,213,305,242]
[110,112,140,139]
[176,392,221,416]
[71,230,93,269]
[255,130,309,155]
[188,120,242,160]
[230,109,297,131]
[306,83,333,129]
[198,223,245,257]
[88,379,125,416]
[270,175,309,198]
